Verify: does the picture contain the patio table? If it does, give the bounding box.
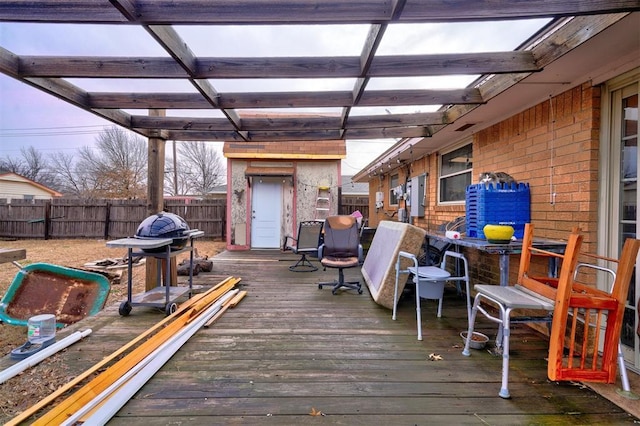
[425,232,567,286]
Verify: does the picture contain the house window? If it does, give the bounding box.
[389,174,399,205]
[23,195,34,201]
[439,143,472,203]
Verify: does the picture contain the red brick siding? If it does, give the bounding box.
[366,82,601,286]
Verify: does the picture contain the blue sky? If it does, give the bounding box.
[0,19,550,175]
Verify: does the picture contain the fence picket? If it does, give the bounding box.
[0,198,227,240]
[0,196,368,240]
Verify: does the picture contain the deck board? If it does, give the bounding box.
[2,249,638,424]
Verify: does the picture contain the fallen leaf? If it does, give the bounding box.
[309,407,325,416]
[428,353,443,361]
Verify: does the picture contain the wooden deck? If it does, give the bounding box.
[4,249,640,424]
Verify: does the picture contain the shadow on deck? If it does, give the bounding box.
[3,249,640,424]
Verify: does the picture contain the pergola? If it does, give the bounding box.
[1,1,639,185]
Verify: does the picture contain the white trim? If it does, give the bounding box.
[437,140,473,205]
[598,67,640,371]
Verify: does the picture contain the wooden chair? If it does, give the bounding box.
[463,224,582,398]
[548,238,640,385]
[463,223,640,398]
[283,220,324,272]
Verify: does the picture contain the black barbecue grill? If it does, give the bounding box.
[107,214,204,317]
[135,212,190,252]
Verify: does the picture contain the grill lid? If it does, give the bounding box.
[136,212,189,240]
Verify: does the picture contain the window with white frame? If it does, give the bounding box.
[439,143,473,203]
[389,174,399,205]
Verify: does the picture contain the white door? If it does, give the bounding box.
[251,179,282,248]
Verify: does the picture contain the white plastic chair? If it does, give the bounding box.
[393,250,471,341]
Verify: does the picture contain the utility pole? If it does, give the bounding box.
[173,140,178,195]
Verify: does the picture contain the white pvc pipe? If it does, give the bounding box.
[62,290,238,426]
[0,329,92,384]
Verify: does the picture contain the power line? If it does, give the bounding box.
[0,124,107,131]
[0,124,111,138]
[0,130,102,137]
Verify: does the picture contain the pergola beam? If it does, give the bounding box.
[1,2,637,145]
[88,89,483,109]
[131,111,448,132]
[18,52,540,78]
[0,1,637,24]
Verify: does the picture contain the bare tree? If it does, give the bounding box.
[50,151,92,197]
[75,126,148,198]
[0,155,25,175]
[172,141,225,196]
[164,141,194,196]
[20,146,47,181]
[0,146,59,190]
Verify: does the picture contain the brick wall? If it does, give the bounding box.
[366,81,601,286]
[475,82,600,246]
[472,82,600,285]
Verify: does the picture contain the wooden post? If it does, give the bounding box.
[104,202,111,240]
[44,200,51,240]
[144,109,178,291]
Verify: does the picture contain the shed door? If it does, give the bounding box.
[251,179,282,248]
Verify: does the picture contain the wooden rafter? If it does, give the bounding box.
[87,88,484,109]
[0,2,638,143]
[0,1,637,24]
[18,51,539,78]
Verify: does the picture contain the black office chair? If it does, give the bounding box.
[318,215,363,295]
[283,220,324,272]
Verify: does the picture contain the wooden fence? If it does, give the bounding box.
[339,195,369,218]
[0,198,226,240]
[0,196,369,240]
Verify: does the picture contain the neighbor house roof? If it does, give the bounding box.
[0,172,62,198]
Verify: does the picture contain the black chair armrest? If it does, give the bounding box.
[283,235,297,251]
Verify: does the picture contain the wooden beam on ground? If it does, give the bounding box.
[7,276,238,425]
[0,248,26,264]
[204,290,247,328]
[28,277,240,425]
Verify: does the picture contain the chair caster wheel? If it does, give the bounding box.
[165,302,178,316]
[119,301,132,316]
[318,284,323,289]
[332,289,337,295]
[358,288,363,294]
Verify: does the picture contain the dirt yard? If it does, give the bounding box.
[0,238,226,421]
